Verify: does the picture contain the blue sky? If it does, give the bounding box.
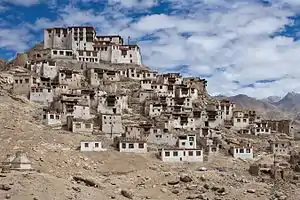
[1,0,300,98]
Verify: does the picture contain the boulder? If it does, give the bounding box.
[180,175,193,183]
[247,189,256,193]
[121,190,133,199]
[0,184,11,191]
[168,180,180,185]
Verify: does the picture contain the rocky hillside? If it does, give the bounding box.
[2,85,297,200]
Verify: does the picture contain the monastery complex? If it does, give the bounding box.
[6,26,299,172]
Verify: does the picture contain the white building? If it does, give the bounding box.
[232,110,250,130]
[3,151,33,171]
[67,117,93,134]
[230,146,253,159]
[44,27,143,65]
[80,141,107,152]
[97,94,128,115]
[111,45,142,65]
[44,26,96,51]
[51,49,74,59]
[29,87,54,105]
[166,115,196,131]
[147,103,163,117]
[139,90,154,102]
[252,122,271,135]
[43,112,62,126]
[159,148,203,163]
[58,69,82,89]
[218,99,235,120]
[178,135,197,149]
[100,114,122,136]
[270,140,291,156]
[73,104,91,119]
[29,61,58,80]
[118,138,147,153]
[140,79,152,90]
[147,132,177,146]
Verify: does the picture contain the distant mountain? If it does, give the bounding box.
[262,96,281,104]
[226,94,277,110]
[275,92,300,114]
[216,94,290,120]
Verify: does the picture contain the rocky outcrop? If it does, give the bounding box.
[0,73,14,95]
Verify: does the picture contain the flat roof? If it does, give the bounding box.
[159,148,203,151]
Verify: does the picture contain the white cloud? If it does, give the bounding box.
[0,27,33,51]
[2,0,41,6]
[108,0,157,9]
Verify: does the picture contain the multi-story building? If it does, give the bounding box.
[44,26,142,65]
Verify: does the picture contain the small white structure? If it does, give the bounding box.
[43,112,62,126]
[159,148,203,163]
[232,110,250,130]
[178,134,197,149]
[30,87,54,105]
[270,140,291,156]
[230,146,253,159]
[118,138,147,153]
[67,116,94,134]
[2,151,33,171]
[80,141,107,152]
[147,132,177,146]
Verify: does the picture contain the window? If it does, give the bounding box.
[129,143,134,149]
[53,50,57,55]
[25,79,29,83]
[85,123,91,129]
[59,51,64,55]
[50,114,54,119]
[188,151,193,156]
[56,115,60,119]
[165,151,170,156]
[75,123,81,128]
[246,149,250,153]
[95,143,99,148]
[189,137,194,141]
[196,151,201,156]
[138,143,144,149]
[237,118,241,122]
[239,148,244,153]
[130,54,132,57]
[84,143,89,147]
[235,149,238,153]
[189,142,193,146]
[43,114,46,119]
[15,80,18,84]
[20,80,23,84]
[122,143,126,149]
[243,119,247,122]
[182,142,185,146]
[173,151,178,156]
[212,148,217,152]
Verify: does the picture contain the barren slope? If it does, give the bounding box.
[0,94,299,200]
